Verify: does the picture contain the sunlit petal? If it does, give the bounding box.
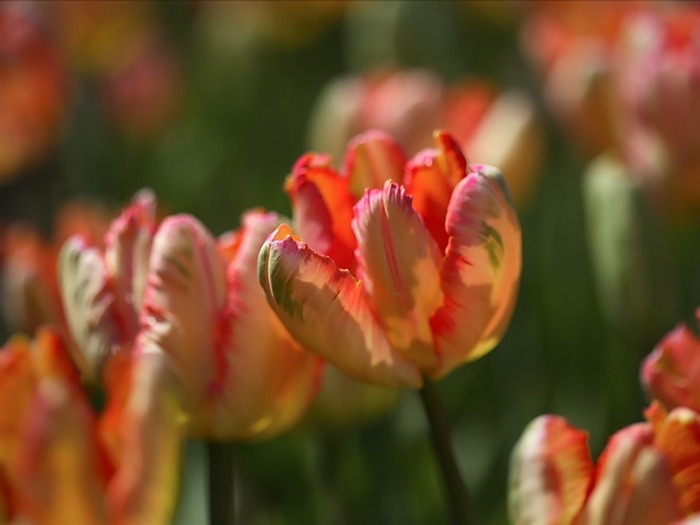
[430,164,521,378]
[259,225,421,388]
[509,415,593,525]
[58,236,123,380]
[136,214,226,414]
[352,181,443,371]
[198,210,323,440]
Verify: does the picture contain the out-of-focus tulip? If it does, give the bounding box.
[136,209,323,440]
[615,9,700,217]
[509,413,688,525]
[0,327,183,525]
[59,190,156,382]
[1,199,111,335]
[642,310,700,413]
[308,69,543,207]
[259,130,521,388]
[0,3,66,182]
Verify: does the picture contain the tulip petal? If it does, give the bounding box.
[136,215,226,414]
[16,379,108,525]
[403,130,468,252]
[430,164,521,379]
[58,236,123,380]
[343,130,407,197]
[285,153,356,271]
[103,189,156,339]
[197,211,323,440]
[509,415,593,525]
[259,225,421,388]
[107,353,183,525]
[582,423,682,525]
[352,181,443,371]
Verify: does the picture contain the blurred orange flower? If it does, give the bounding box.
[0,3,66,182]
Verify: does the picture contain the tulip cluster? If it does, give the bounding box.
[509,311,700,525]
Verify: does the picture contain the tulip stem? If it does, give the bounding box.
[419,379,471,525]
[208,440,235,525]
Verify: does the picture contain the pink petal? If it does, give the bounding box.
[197,211,323,440]
[136,215,226,414]
[509,415,594,525]
[259,225,421,388]
[352,181,443,372]
[103,189,157,339]
[430,165,521,378]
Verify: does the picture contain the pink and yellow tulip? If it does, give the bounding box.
[509,406,700,525]
[258,130,521,388]
[136,209,323,439]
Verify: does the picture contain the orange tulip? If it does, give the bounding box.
[259,130,521,387]
[0,327,183,525]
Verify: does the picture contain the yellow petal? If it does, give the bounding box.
[259,225,421,388]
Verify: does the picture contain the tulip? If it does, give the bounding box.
[0,327,183,525]
[259,130,521,388]
[509,413,685,525]
[136,209,323,440]
[59,190,156,382]
[641,310,700,413]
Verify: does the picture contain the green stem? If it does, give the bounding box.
[208,440,235,525]
[418,379,471,525]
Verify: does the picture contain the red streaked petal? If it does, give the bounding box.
[259,225,421,388]
[404,130,468,252]
[103,189,157,338]
[508,415,593,525]
[197,210,323,440]
[430,165,521,379]
[136,214,226,414]
[285,154,357,271]
[343,130,407,198]
[352,182,443,372]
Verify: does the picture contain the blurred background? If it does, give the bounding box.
[1,1,699,523]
